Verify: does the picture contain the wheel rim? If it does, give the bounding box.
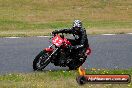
[36,53,49,69]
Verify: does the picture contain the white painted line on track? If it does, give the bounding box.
[5,37,21,39]
[126,33,132,35]
[37,36,51,38]
[101,34,116,35]
[2,33,132,39]
[37,36,46,37]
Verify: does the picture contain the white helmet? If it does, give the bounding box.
[73,20,82,28]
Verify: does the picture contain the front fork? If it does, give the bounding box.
[39,47,59,70]
[49,44,53,48]
[48,48,59,59]
[45,43,59,59]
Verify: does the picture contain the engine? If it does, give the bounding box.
[52,48,71,67]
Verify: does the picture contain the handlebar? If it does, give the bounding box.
[52,33,64,38]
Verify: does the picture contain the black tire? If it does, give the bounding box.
[33,51,50,71]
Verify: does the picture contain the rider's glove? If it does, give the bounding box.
[52,30,58,35]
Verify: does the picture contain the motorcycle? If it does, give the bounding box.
[33,34,91,71]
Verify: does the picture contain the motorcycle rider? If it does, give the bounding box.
[52,20,89,57]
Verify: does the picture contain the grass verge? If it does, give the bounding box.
[0,20,132,37]
[0,69,132,88]
[0,0,132,37]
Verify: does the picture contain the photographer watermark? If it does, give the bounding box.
[76,66,131,85]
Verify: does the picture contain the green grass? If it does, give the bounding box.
[0,69,132,88]
[0,0,132,37]
[0,19,132,37]
[0,19,132,30]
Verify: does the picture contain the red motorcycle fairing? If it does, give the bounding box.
[52,35,64,47]
[44,48,54,53]
[63,38,72,45]
[52,34,72,48]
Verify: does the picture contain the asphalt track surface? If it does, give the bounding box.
[0,34,132,74]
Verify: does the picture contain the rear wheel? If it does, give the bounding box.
[68,57,86,70]
[68,65,79,70]
[33,51,50,71]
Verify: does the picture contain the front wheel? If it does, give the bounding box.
[33,51,50,71]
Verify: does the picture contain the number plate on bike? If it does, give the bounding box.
[52,35,64,47]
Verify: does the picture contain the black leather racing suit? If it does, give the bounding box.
[52,28,89,56]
